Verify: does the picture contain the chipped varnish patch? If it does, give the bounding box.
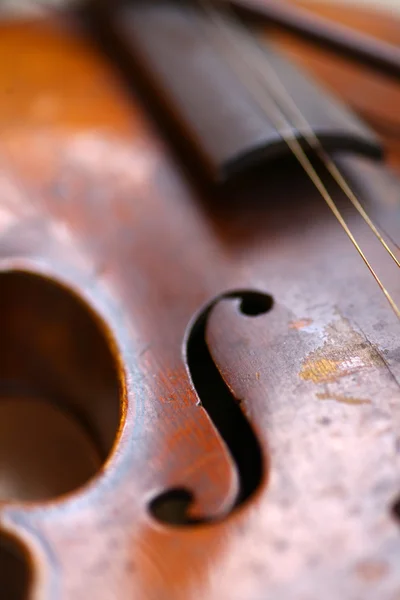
[299,317,384,384]
[289,318,313,330]
[354,560,389,582]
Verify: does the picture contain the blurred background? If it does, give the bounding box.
[1,0,400,17]
[309,0,400,10]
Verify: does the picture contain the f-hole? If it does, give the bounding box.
[0,531,32,600]
[149,290,272,525]
[0,270,122,503]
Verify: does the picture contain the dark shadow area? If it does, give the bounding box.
[0,532,32,600]
[239,291,274,316]
[150,489,195,526]
[0,270,121,502]
[391,496,400,522]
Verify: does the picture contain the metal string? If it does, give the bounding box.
[196,0,400,319]
[214,0,400,269]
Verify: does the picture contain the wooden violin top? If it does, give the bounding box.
[0,2,400,599]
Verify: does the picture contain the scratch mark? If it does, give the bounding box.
[317,392,371,406]
[139,344,151,358]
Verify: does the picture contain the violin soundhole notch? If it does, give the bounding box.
[150,488,195,526]
[0,270,122,504]
[237,291,274,317]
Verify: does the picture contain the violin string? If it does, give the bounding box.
[195,0,400,319]
[210,0,400,271]
[375,222,400,253]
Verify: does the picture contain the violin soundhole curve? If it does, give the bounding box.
[0,531,32,600]
[0,270,122,504]
[391,496,400,523]
[149,290,272,526]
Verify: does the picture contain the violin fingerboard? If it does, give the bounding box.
[102,0,382,182]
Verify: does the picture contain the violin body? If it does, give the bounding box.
[0,2,400,599]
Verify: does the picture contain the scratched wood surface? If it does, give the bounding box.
[0,3,400,599]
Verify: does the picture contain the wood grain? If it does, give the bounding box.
[0,3,399,599]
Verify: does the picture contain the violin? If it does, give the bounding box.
[0,1,400,598]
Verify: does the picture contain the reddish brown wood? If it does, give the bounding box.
[0,3,399,600]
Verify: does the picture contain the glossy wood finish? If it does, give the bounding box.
[0,3,400,599]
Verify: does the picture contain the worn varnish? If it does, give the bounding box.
[0,3,400,599]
